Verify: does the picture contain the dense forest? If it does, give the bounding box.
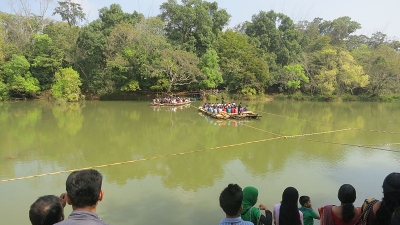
[0,0,400,101]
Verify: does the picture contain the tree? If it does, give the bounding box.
[28,34,63,89]
[319,16,361,46]
[246,10,301,66]
[105,18,171,93]
[53,0,86,27]
[199,49,222,89]
[75,20,107,93]
[217,30,269,94]
[42,21,80,65]
[282,64,309,94]
[160,0,230,55]
[99,4,143,35]
[51,67,82,101]
[1,54,40,97]
[358,45,400,95]
[309,48,369,95]
[336,51,369,95]
[155,48,202,92]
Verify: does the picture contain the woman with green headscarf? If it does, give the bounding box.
[240,186,272,225]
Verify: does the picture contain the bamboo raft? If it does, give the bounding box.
[150,101,191,106]
[198,107,261,120]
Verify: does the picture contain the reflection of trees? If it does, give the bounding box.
[0,102,42,179]
[52,102,84,136]
[2,101,400,192]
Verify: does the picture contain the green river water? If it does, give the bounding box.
[0,100,399,225]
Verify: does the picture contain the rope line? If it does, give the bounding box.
[0,137,282,183]
[2,105,398,183]
[254,110,400,135]
[242,124,399,153]
[296,138,400,153]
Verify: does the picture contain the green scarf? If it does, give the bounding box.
[240,186,261,224]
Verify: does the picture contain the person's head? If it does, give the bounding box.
[383,172,400,205]
[338,184,356,222]
[338,184,356,204]
[29,195,64,225]
[242,186,258,208]
[219,183,243,217]
[299,196,311,207]
[280,187,301,225]
[65,169,103,208]
[377,172,400,225]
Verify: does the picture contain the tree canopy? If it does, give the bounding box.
[0,0,399,100]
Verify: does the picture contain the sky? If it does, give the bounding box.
[4,0,400,39]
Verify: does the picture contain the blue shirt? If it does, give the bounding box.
[219,216,254,225]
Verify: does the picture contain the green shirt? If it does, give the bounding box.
[298,206,319,225]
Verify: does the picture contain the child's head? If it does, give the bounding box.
[299,195,311,207]
[219,183,243,217]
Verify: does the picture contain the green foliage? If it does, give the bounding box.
[160,0,230,54]
[319,16,361,46]
[246,10,301,66]
[0,81,8,100]
[99,4,144,35]
[51,67,82,101]
[1,54,40,97]
[217,30,269,94]
[377,94,400,102]
[29,34,63,89]
[282,64,309,93]
[199,49,223,89]
[121,80,140,92]
[156,48,202,92]
[75,20,108,93]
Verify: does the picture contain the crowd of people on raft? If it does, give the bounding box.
[203,102,249,115]
[28,170,400,225]
[152,96,190,104]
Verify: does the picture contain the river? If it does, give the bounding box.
[0,100,399,224]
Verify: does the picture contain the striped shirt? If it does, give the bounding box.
[219,216,254,225]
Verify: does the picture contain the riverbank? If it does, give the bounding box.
[5,90,400,102]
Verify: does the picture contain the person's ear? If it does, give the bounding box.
[239,205,243,212]
[65,194,72,205]
[98,190,104,202]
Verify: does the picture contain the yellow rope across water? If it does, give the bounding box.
[254,110,400,135]
[2,106,399,183]
[0,136,283,183]
[242,124,400,153]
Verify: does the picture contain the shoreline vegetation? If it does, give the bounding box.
[1,1,400,103]
[51,91,400,102]
[6,90,400,102]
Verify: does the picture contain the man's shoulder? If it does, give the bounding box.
[56,210,110,225]
[56,218,110,225]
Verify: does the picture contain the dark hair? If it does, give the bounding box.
[376,172,400,225]
[219,183,243,216]
[299,196,310,206]
[338,184,356,222]
[66,169,103,208]
[391,206,400,225]
[279,187,301,225]
[29,195,63,225]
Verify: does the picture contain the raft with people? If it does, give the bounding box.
[150,97,191,106]
[198,106,261,120]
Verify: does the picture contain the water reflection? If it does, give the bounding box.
[0,101,399,225]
